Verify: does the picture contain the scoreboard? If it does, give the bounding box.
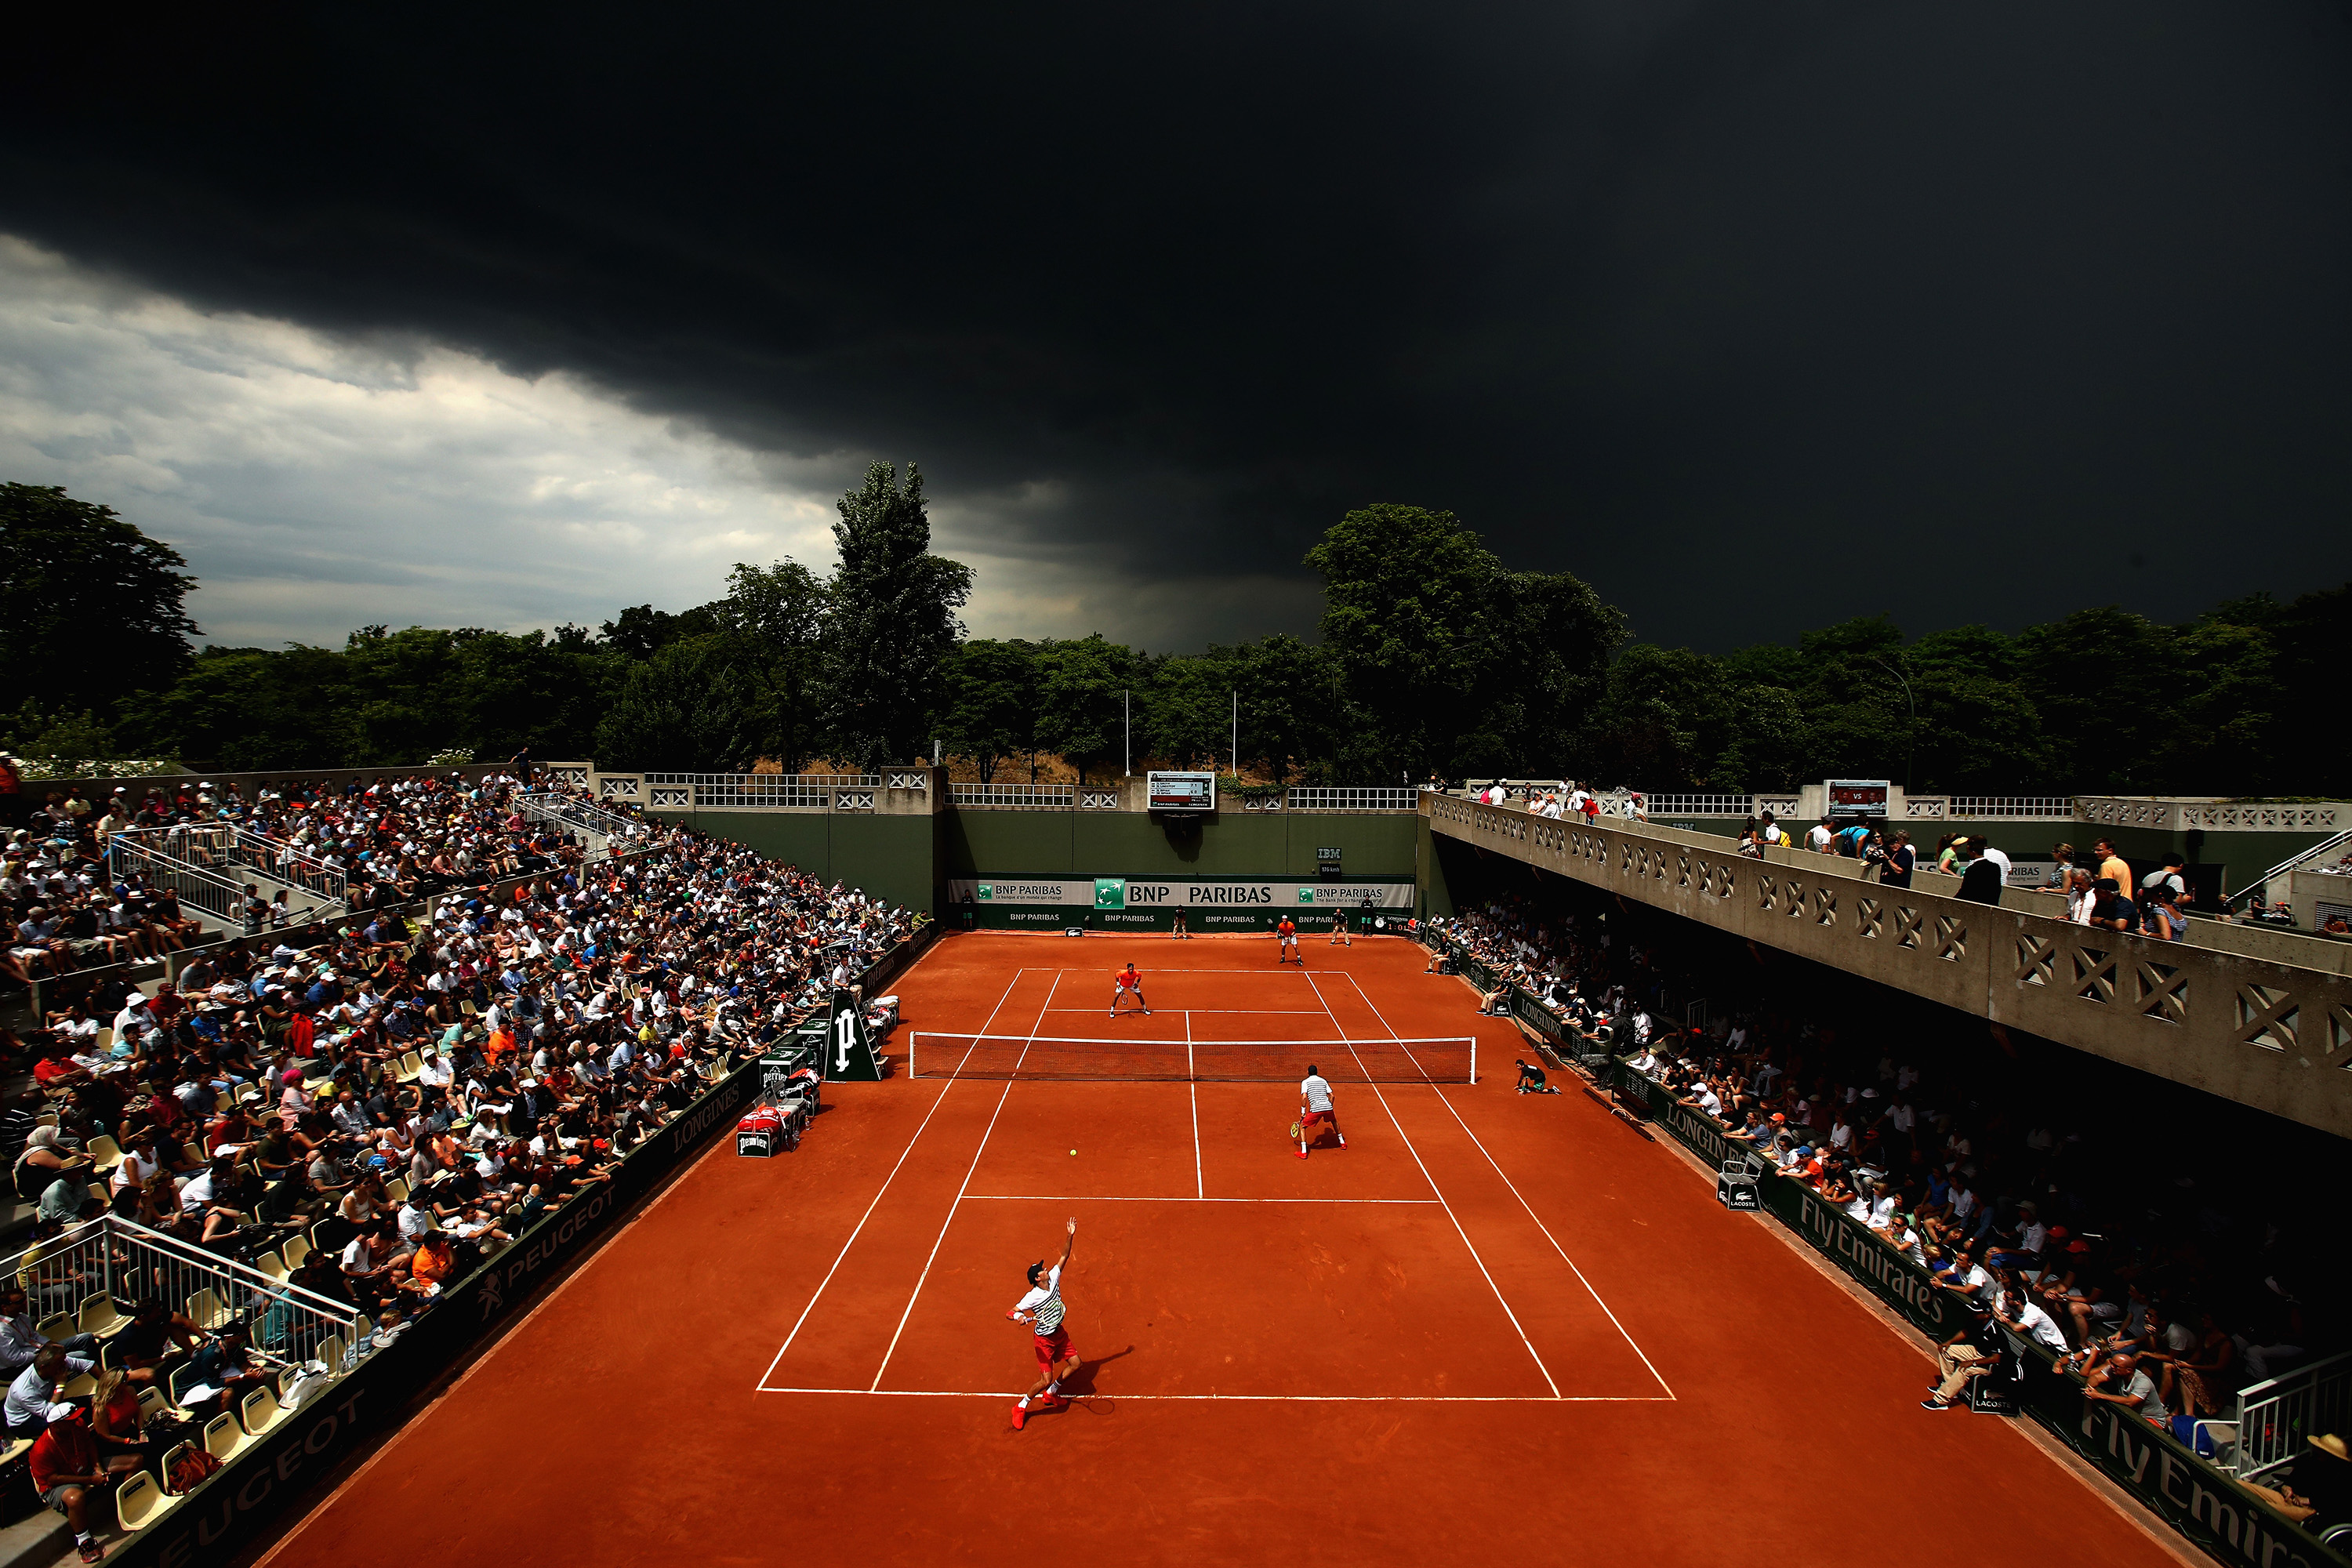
[1148,771,1217,812]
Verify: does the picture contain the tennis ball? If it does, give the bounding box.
[1069,1148,1077,1156]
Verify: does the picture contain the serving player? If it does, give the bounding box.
[1109,961,1151,1017]
[1276,915,1301,964]
[1297,1062,1345,1157]
[1007,1218,1080,1430]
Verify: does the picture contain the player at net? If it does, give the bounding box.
[907,1033,1476,1082]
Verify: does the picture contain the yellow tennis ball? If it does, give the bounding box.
[1069,1148,1077,1156]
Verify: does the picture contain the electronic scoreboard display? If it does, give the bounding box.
[1147,771,1217,812]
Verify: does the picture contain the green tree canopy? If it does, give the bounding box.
[1,483,198,716]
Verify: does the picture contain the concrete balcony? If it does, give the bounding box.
[1425,793,2352,1139]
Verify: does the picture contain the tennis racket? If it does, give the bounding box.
[1288,1119,1303,1142]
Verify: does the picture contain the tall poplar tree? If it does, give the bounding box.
[822,462,973,771]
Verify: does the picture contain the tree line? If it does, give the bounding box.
[4,477,2347,794]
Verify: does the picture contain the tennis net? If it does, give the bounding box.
[906,1033,1477,1083]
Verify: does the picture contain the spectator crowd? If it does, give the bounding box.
[1418,884,2338,1531]
[0,768,922,1555]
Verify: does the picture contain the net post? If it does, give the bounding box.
[1468,1036,1475,1083]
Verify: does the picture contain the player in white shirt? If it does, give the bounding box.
[1006,1218,1080,1431]
[1297,1064,1346,1158]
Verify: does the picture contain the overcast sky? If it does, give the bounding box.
[5,1,2350,654]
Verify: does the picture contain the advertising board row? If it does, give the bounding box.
[946,877,1413,932]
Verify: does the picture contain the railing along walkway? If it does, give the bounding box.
[1424,793,2352,1141]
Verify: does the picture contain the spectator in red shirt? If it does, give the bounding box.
[29,1414,137,1562]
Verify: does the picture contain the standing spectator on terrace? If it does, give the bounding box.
[1957,844,2005,906]
[2092,839,2132,891]
[2089,879,2142,934]
[1875,831,1915,888]
[2140,854,2188,909]
[1806,816,1835,854]
[2038,844,2077,891]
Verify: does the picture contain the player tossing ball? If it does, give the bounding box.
[1007,1218,1080,1430]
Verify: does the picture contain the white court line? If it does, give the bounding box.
[1043,1007,1335,1015]
[866,970,1061,1392]
[1185,1010,1204,1197]
[1341,972,1676,1401]
[961,1195,1442,1204]
[1301,971,1562,1400]
[756,1387,1668,1403]
[754,967,1029,1392]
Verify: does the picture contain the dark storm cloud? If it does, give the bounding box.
[6,0,2350,649]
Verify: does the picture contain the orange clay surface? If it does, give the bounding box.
[256,933,2180,1567]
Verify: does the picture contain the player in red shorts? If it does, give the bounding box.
[1296,1062,1345,1158]
[1007,1218,1080,1430]
[1108,961,1151,1018]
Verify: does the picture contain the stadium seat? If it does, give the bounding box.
[167,1362,200,1405]
[238,1385,285,1437]
[84,1134,124,1174]
[394,1051,425,1083]
[36,1311,75,1342]
[135,1385,182,1428]
[157,1440,196,1496]
[119,1468,180,1528]
[316,1333,347,1375]
[255,1250,288,1283]
[87,1182,107,1208]
[385,1177,408,1202]
[60,1370,95,1400]
[185,1287,234,1332]
[203,1412,252,1465]
[0,1436,29,1471]
[181,1141,205,1168]
[80,1293,128,1338]
[281,1236,310,1270]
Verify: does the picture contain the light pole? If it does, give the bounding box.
[1871,657,1915,797]
[1123,689,1131,777]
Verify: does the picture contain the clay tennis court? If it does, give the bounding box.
[254,934,2186,1567]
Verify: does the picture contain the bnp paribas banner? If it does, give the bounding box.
[951,877,1412,909]
[946,878,1415,930]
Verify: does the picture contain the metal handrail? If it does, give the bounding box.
[2227,828,2352,909]
[2231,1348,2352,1479]
[107,835,263,927]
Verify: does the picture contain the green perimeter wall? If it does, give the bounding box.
[943,810,1417,883]
[646,809,940,916]
[642,808,1419,927]
[943,810,1421,934]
